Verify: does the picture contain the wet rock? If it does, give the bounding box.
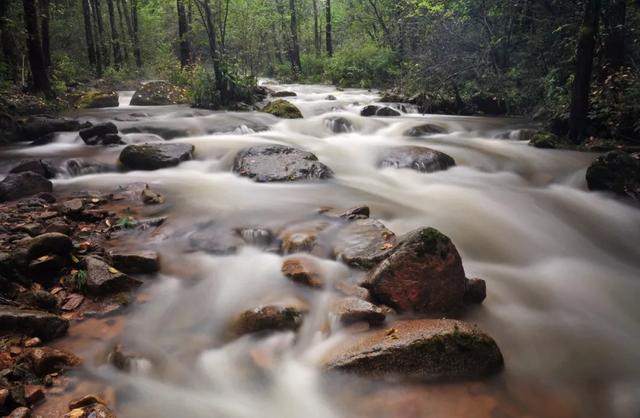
[130,80,188,106]
[334,280,370,300]
[61,293,84,311]
[109,250,160,275]
[62,159,113,177]
[464,278,487,304]
[9,160,56,179]
[141,186,165,205]
[82,256,143,296]
[188,225,245,255]
[233,145,333,182]
[324,319,504,380]
[363,227,467,315]
[404,124,448,137]
[0,173,53,203]
[281,257,324,288]
[44,221,71,235]
[17,290,58,312]
[278,220,330,254]
[236,227,274,248]
[326,95,337,101]
[272,91,297,98]
[119,143,195,170]
[79,122,118,142]
[8,407,31,418]
[229,304,306,338]
[331,297,386,326]
[69,394,107,410]
[120,124,190,139]
[28,255,67,283]
[0,306,69,341]
[495,129,537,141]
[26,233,72,260]
[21,117,91,141]
[77,90,119,109]
[376,107,402,117]
[319,206,370,220]
[361,105,401,117]
[0,111,21,143]
[107,344,151,373]
[325,116,353,133]
[30,132,57,146]
[586,151,640,202]
[65,403,116,418]
[23,385,43,406]
[261,99,303,119]
[360,105,380,117]
[333,219,396,270]
[59,198,84,215]
[378,146,456,173]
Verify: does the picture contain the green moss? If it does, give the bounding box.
[529,131,576,150]
[77,90,119,109]
[262,99,303,119]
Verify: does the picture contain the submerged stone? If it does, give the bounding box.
[232,145,333,182]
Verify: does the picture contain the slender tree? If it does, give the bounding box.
[325,0,333,57]
[312,0,321,57]
[115,0,130,62]
[0,0,19,81]
[81,0,99,75]
[22,0,52,96]
[177,0,191,67]
[93,0,109,67]
[568,0,602,143]
[106,0,123,67]
[289,0,302,76]
[130,0,142,67]
[38,0,51,69]
[602,0,626,72]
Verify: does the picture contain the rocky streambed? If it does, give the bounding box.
[0,82,639,418]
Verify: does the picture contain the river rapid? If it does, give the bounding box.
[2,81,640,418]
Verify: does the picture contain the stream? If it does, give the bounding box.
[2,81,640,418]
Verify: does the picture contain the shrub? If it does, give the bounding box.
[325,45,398,88]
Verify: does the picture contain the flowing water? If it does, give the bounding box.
[2,82,640,418]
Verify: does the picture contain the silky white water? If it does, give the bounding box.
[2,82,640,418]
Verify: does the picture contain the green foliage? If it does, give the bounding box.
[590,68,640,140]
[117,216,135,229]
[325,45,398,88]
[191,62,256,110]
[68,269,88,291]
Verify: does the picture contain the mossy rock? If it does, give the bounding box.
[261,99,303,119]
[529,131,576,150]
[77,90,119,109]
[130,81,189,106]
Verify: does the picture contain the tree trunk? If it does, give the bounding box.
[130,0,142,67]
[199,0,223,94]
[38,0,51,69]
[177,0,191,66]
[81,0,98,74]
[0,0,19,81]
[93,0,109,67]
[106,0,123,67]
[120,0,135,62]
[289,0,302,77]
[603,0,626,72]
[568,0,602,143]
[325,0,333,56]
[115,0,129,62]
[313,0,321,57]
[22,0,52,96]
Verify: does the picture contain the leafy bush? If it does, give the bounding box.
[325,45,398,88]
[191,62,256,109]
[590,67,640,141]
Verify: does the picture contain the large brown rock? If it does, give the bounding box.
[119,143,195,170]
[228,303,307,339]
[330,297,386,326]
[82,256,142,296]
[333,219,396,270]
[324,319,503,380]
[0,173,52,203]
[130,80,188,106]
[0,306,69,341]
[26,233,72,260]
[109,250,160,275]
[24,346,81,377]
[363,227,466,315]
[586,151,640,202]
[281,257,324,288]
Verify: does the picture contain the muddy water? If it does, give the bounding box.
[3,82,640,418]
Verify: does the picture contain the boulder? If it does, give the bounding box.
[0,111,20,143]
[261,99,303,119]
[281,257,324,288]
[360,105,380,117]
[333,219,396,269]
[24,346,81,377]
[326,95,337,101]
[376,107,402,117]
[26,233,73,259]
[130,81,188,106]
[331,297,386,326]
[0,173,52,203]
[62,159,113,177]
[378,146,456,173]
[9,160,56,179]
[272,91,297,98]
[404,124,448,137]
[325,116,353,133]
[82,256,143,296]
[278,220,330,254]
[464,278,487,304]
[77,90,119,109]
[529,131,574,150]
[232,145,333,182]
[586,151,640,202]
[0,306,69,341]
[119,143,195,170]
[228,303,306,339]
[109,250,160,275]
[120,124,190,139]
[363,227,467,315]
[21,117,91,141]
[79,122,118,142]
[324,319,504,380]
